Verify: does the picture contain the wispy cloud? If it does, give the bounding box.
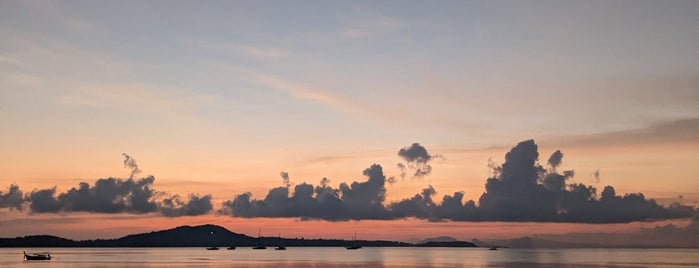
[20,0,94,33]
[544,118,699,148]
[193,41,289,59]
[237,45,288,59]
[58,84,182,111]
[340,14,403,40]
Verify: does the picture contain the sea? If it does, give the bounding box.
[2,247,698,267]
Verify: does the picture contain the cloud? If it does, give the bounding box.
[397,143,442,179]
[219,164,391,220]
[20,154,212,217]
[27,176,159,214]
[122,153,141,180]
[27,188,62,213]
[340,14,403,40]
[237,45,288,59]
[25,176,214,217]
[159,194,213,217]
[547,150,563,170]
[280,171,291,188]
[592,169,600,183]
[0,184,24,211]
[220,140,695,223]
[548,118,699,148]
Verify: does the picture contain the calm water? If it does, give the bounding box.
[2,247,697,267]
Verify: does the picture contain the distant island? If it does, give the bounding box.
[0,224,477,248]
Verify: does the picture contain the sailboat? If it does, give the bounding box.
[275,233,286,250]
[252,228,266,250]
[346,229,361,250]
[207,231,219,250]
[489,236,498,250]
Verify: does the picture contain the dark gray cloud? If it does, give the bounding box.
[390,186,436,220]
[220,140,695,223]
[219,164,391,220]
[28,188,62,213]
[473,140,693,223]
[280,171,291,188]
[592,169,601,183]
[25,176,213,216]
[0,184,24,211]
[26,176,159,214]
[397,143,442,179]
[159,194,213,217]
[122,153,142,180]
[547,150,563,170]
[19,154,212,217]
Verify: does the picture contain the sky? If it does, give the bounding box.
[1,0,698,245]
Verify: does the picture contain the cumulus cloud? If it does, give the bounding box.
[473,140,692,223]
[28,187,62,213]
[26,176,159,214]
[397,143,442,179]
[20,154,212,217]
[159,194,213,217]
[220,140,695,223]
[220,164,391,220]
[0,184,24,211]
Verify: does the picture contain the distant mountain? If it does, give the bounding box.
[471,238,485,247]
[418,236,458,244]
[415,241,477,247]
[508,237,534,248]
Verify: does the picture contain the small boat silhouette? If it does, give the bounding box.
[23,251,51,260]
[346,229,362,250]
[253,228,266,249]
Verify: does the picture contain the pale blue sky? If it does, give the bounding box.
[1,0,698,241]
[1,0,697,188]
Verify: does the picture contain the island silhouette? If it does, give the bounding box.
[0,224,476,248]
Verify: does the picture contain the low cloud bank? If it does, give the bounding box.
[4,154,212,217]
[219,140,695,223]
[3,141,694,222]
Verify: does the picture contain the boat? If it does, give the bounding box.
[206,231,220,250]
[275,233,286,250]
[489,236,498,251]
[23,251,51,260]
[252,228,266,249]
[346,229,362,250]
[226,246,236,250]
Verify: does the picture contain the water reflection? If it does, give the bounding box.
[0,248,697,268]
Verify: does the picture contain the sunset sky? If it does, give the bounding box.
[1,1,697,244]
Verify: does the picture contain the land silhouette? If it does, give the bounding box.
[0,224,475,248]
